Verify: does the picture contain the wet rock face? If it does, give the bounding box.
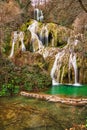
[5,20,87,84]
[9,20,71,56]
[42,33,87,84]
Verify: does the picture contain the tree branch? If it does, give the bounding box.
[78,0,87,13]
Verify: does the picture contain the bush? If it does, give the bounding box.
[0,58,51,96]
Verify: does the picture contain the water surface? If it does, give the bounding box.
[46,84,87,97]
[0,96,87,130]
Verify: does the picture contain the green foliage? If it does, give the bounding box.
[2,30,11,55]
[0,82,19,96]
[0,58,51,96]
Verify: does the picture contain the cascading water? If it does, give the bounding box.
[19,31,26,51]
[74,39,79,46]
[40,24,49,46]
[34,8,40,21]
[69,53,79,85]
[9,31,26,58]
[34,8,44,22]
[51,51,65,85]
[39,10,44,22]
[28,20,38,33]
[9,31,18,58]
[28,20,44,51]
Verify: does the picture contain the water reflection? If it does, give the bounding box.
[0,96,87,130]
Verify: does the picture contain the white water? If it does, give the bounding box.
[34,8,44,22]
[9,31,26,58]
[28,20,38,33]
[28,20,44,51]
[34,8,40,21]
[39,10,44,22]
[51,51,65,85]
[69,53,78,84]
[19,32,26,51]
[74,39,79,46]
[40,24,49,46]
[52,79,59,86]
[9,31,18,57]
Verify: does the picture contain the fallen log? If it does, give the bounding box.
[20,91,87,106]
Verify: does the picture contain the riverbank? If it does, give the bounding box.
[20,91,87,106]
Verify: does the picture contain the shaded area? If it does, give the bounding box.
[0,96,87,130]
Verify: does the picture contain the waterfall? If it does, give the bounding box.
[9,31,26,58]
[34,8,44,22]
[28,20,44,51]
[34,8,40,21]
[40,25,49,46]
[51,51,65,85]
[28,20,38,33]
[39,10,44,22]
[74,39,79,46]
[19,32,26,51]
[9,31,18,58]
[69,53,79,85]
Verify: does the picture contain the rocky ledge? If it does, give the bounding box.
[20,91,87,106]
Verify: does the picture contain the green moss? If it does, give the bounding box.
[20,20,35,32]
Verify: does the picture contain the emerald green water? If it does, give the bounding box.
[46,84,87,97]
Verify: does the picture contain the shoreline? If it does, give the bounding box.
[20,91,87,106]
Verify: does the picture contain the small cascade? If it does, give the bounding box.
[34,8,40,21]
[9,31,26,58]
[40,25,49,46]
[39,10,44,22]
[9,31,18,58]
[69,53,78,85]
[28,20,44,51]
[51,51,65,85]
[74,39,79,46]
[34,8,44,22]
[19,31,26,51]
[28,20,38,33]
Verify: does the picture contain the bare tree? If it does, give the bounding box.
[78,0,87,13]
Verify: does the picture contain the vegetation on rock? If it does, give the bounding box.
[0,57,51,96]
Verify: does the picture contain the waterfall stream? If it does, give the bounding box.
[9,31,18,58]
[10,31,26,58]
[34,8,44,22]
[28,20,44,51]
[19,32,26,52]
[69,53,79,85]
[51,51,65,85]
[40,24,49,46]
